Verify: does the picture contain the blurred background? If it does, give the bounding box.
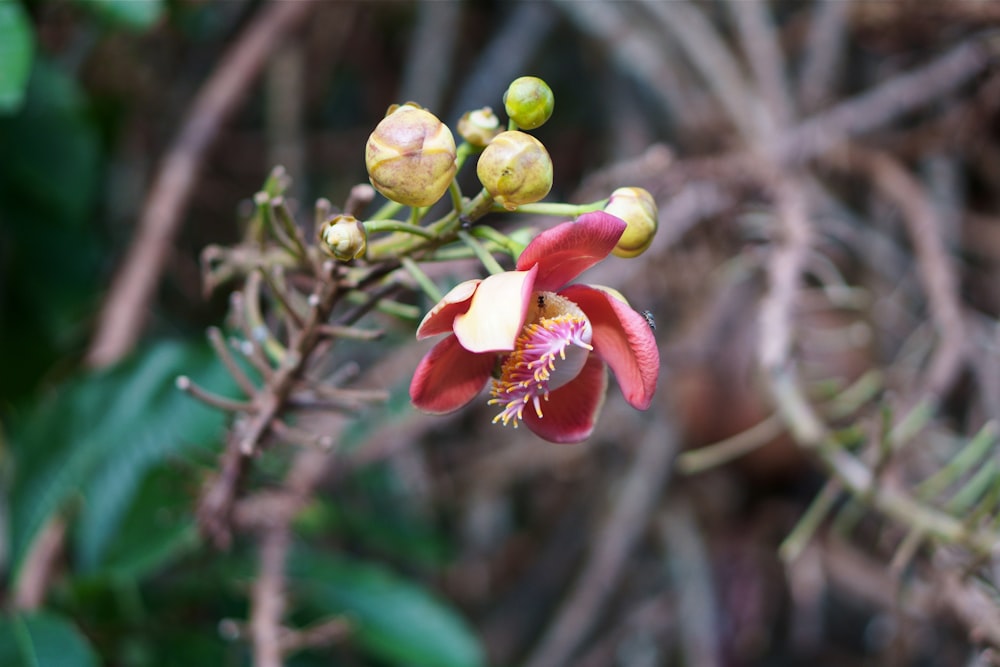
[3,1,1000,666]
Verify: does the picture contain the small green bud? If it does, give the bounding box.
[365,104,457,207]
[318,214,367,260]
[476,130,553,211]
[457,107,501,147]
[503,76,554,130]
[605,187,658,258]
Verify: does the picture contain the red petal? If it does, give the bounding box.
[410,336,495,414]
[453,266,537,353]
[516,212,626,290]
[416,279,480,339]
[558,284,659,410]
[523,354,608,443]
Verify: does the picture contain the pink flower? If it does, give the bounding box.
[409,212,660,443]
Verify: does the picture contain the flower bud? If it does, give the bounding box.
[457,107,501,147]
[503,76,554,130]
[476,130,553,210]
[365,104,457,207]
[605,187,658,258]
[318,215,367,260]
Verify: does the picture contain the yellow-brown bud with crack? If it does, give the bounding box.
[365,104,457,207]
[457,107,501,148]
[476,130,553,211]
[503,76,554,130]
[318,215,367,260]
[605,187,658,258]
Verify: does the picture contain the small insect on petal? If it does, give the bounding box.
[641,310,656,331]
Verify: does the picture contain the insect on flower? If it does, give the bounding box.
[642,310,656,331]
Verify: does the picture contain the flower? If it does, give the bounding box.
[409,212,659,443]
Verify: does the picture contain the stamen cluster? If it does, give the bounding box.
[489,314,592,427]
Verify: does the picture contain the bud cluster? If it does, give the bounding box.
[354,76,658,262]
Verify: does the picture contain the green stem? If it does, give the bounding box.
[448,179,463,213]
[255,192,299,258]
[779,479,842,562]
[471,225,526,258]
[366,190,492,260]
[370,199,405,221]
[499,200,608,217]
[271,197,309,259]
[461,189,495,224]
[916,421,998,501]
[344,291,421,320]
[363,220,436,239]
[400,256,443,302]
[245,272,287,364]
[458,230,505,275]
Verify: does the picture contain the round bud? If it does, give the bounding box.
[605,187,658,258]
[318,214,367,260]
[365,104,457,207]
[457,107,501,147]
[503,76,554,130]
[476,130,553,211]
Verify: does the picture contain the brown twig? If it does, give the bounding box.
[825,146,968,401]
[797,0,853,113]
[775,34,997,166]
[523,417,678,667]
[727,0,796,127]
[197,265,341,547]
[658,498,722,667]
[87,0,316,368]
[251,522,290,667]
[12,518,66,610]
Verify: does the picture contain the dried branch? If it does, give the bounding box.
[87,0,316,368]
[775,34,997,165]
[251,522,290,667]
[523,417,678,667]
[825,146,968,401]
[727,0,796,126]
[797,0,853,113]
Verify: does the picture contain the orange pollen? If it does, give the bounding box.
[488,314,593,428]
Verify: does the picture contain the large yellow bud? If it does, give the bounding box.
[365,104,457,207]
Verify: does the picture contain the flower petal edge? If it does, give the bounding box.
[516,212,626,291]
[558,284,659,410]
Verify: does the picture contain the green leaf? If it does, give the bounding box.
[7,340,235,582]
[89,466,201,580]
[0,612,99,667]
[75,0,164,31]
[0,59,100,226]
[0,0,34,114]
[75,344,234,573]
[289,553,485,667]
[0,59,103,400]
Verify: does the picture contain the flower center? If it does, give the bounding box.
[488,292,593,428]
